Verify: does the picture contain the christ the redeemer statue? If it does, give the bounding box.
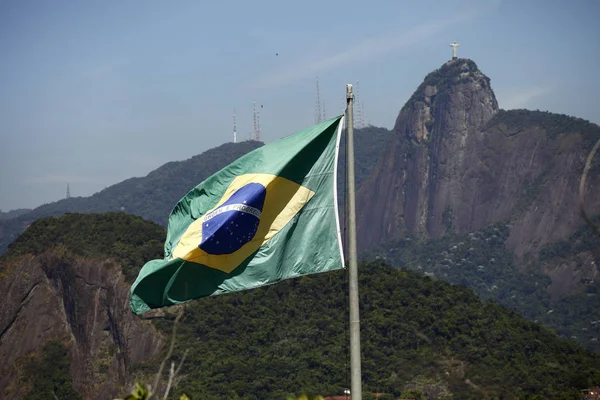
[449,41,460,60]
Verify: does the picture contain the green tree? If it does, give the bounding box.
[23,341,82,400]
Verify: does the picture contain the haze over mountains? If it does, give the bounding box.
[0,126,391,255]
[0,58,599,398]
[0,209,30,221]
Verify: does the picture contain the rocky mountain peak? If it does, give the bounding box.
[356,59,599,256]
[396,58,499,143]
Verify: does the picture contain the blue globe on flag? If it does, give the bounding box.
[199,183,266,255]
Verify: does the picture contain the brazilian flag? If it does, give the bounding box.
[130,115,346,314]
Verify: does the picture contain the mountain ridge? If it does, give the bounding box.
[0,209,31,221]
[0,127,391,256]
[0,140,264,254]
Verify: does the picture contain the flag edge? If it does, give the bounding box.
[333,115,346,269]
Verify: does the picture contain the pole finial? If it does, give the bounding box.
[346,84,354,100]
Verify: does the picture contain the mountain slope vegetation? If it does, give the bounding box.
[4,215,598,399]
[2,212,165,282]
[141,261,600,400]
[363,217,600,353]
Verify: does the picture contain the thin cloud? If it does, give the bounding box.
[250,1,500,88]
[499,86,553,109]
[24,174,99,185]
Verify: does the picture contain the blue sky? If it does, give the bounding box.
[1,0,599,211]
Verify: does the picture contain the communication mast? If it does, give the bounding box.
[360,99,366,127]
[355,80,366,129]
[66,183,70,199]
[233,109,237,143]
[253,101,258,140]
[315,76,322,123]
[252,101,261,141]
[256,109,261,141]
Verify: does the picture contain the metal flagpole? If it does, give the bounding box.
[345,83,362,399]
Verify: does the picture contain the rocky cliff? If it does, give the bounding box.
[356,58,600,264]
[0,250,163,400]
[0,214,167,400]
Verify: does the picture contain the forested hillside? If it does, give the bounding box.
[364,216,600,352]
[145,261,600,400]
[3,214,600,399]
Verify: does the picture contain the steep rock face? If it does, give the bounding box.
[357,59,499,248]
[480,116,600,259]
[356,59,600,262]
[0,250,163,400]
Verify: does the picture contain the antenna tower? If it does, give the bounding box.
[360,99,366,127]
[355,80,365,129]
[66,183,71,199]
[253,101,258,140]
[233,109,237,143]
[256,110,261,141]
[315,76,322,123]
